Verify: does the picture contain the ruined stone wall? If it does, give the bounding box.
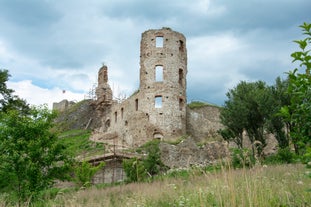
[159,137,229,168]
[186,105,224,142]
[52,99,75,112]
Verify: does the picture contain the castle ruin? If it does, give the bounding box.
[92,27,188,147]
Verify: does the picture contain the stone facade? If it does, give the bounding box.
[186,105,223,143]
[93,27,188,148]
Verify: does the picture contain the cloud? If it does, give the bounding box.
[7,80,85,108]
[1,0,310,107]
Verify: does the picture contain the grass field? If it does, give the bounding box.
[22,163,311,207]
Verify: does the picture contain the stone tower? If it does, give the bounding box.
[95,65,113,110]
[138,27,187,138]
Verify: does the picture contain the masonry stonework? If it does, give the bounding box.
[92,27,188,148]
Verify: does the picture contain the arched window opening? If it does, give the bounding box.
[105,119,110,128]
[155,96,162,108]
[155,65,163,82]
[156,36,163,47]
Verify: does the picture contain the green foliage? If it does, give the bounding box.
[231,148,255,169]
[221,81,280,156]
[0,69,30,113]
[123,158,147,182]
[0,106,73,204]
[280,22,311,155]
[123,140,167,182]
[187,101,209,109]
[74,161,105,187]
[57,129,104,158]
[302,147,311,166]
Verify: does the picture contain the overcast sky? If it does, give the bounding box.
[1,0,310,108]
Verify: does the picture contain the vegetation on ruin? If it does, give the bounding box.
[123,140,168,182]
[188,101,210,109]
[57,129,105,159]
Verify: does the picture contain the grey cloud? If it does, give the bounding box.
[0,0,61,28]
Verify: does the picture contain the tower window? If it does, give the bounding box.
[179,68,184,86]
[114,111,117,123]
[155,96,162,108]
[135,99,138,111]
[155,65,163,82]
[156,36,163,47]
[179,98,184,111]
[179,40,184,52]
[121,107,124,119]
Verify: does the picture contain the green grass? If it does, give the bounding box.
[18,163,311,207]
[187,101,220,109]
[57,129,105,158]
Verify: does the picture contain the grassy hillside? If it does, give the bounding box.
[57,129,105,159]
[24,163,310,207]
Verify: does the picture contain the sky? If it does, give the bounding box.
[0,0,310,108]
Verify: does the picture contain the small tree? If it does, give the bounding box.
[220,81,275,156]
[0,106,73,204]
[74,161,105,187]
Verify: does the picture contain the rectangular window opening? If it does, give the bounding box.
[179,98,184,111]
[135,99,138,111]
[155,65,163,82]
[121,108,124,119]
[156,36,163,47]
[155,96,162,108]
[179,68,183,86]
[114,111,117,123]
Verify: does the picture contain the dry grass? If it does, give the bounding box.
[43,164,311,207]
[1,164,309,206]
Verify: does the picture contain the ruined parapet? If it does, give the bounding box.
[52,99,75,112]
[95,65,113,110]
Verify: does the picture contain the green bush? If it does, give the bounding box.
[122,158,146,182]
[74,161,105,187]
[277,147,295,163]
[123,140,167,182]
[231,148,255,169]
[263,147,296,164]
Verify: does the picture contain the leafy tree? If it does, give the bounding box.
[0,105,73,204]
[74,161,105,187]
[0,69,29,113]
[123,157,146,182]
[220,81,276,156]
[267,77,291,148]
[281,22,311,156]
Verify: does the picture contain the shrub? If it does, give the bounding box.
[74,161,105,187]
[231,148,255,169]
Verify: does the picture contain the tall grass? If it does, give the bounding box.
[22,164,310,207]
